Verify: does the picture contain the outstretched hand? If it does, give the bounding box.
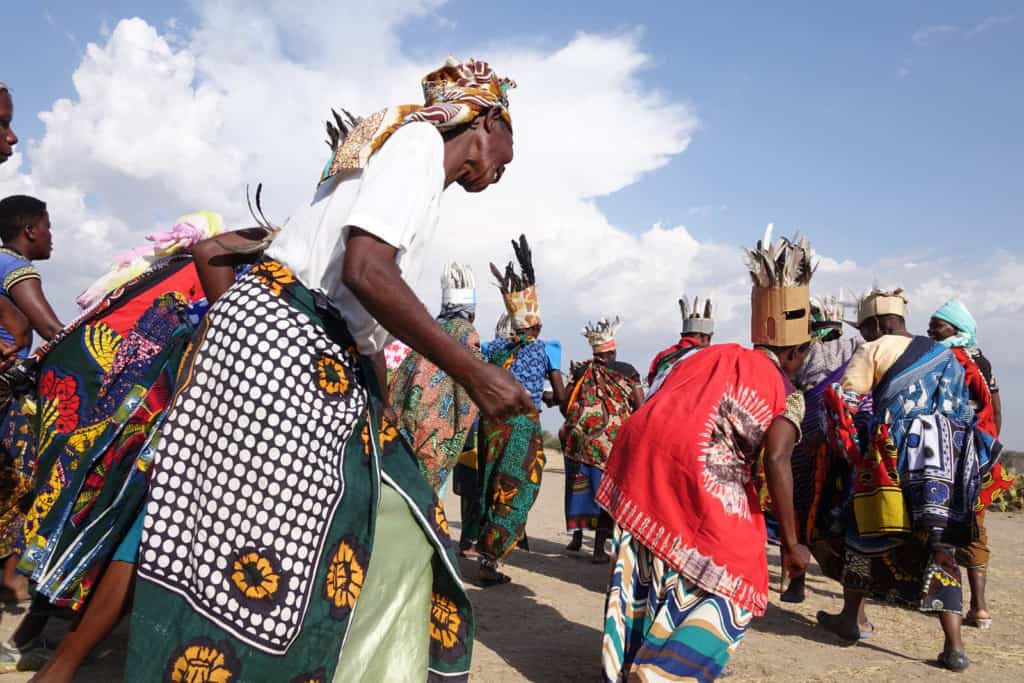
[467,362,534,420]
[782,543,811,579]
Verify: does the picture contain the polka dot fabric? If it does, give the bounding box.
[137,273,368,655]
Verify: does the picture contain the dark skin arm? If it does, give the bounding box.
[343,228,532,419]
[630,383,644,411]
[0,298,29,371]
[763,416,810,578]
[9,279,62,341]
[992,392,1002,436]
[546,369,567,414]
[191,228,268,305]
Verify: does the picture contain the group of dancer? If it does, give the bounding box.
[584,236,1009,680]
[0,55,1011,683]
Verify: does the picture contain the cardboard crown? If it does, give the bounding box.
[751,284,811,346]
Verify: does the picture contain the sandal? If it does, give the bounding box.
[858,622,875,640]
[963,613,992,630]
[937,650,969,673]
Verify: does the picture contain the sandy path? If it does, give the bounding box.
[2,453,1021,681]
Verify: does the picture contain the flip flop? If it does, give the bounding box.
[937,650,970,672]
[963,615,992,630]
[859,622,875,640]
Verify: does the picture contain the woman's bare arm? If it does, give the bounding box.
[9,279,62,341]
[191,228,268,305]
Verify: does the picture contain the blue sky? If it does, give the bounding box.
[2,2,1023,442]
[6,1,1015,262]
[8,2,1021,263]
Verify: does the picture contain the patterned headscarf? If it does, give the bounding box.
[321,57,515,183]
[932,298,977,349]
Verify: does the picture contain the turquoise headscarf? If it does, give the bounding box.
[932,299,977,348]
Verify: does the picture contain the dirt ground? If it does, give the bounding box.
[2,454,1021,682]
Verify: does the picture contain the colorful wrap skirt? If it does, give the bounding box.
[604,527,752,683]
[0,396,35,558]
[475,411,544,561]
[564,457,607,532]
[126,260,473,682]
[843,532,963,614]
[17,257,205,610]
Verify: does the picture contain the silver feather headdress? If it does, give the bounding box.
[680,295,714,335]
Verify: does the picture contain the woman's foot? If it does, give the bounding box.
[0,638,54,674]
[592,530,610,563]
[816,611,861,642]
[479,558,512,587]
[566,530,583,552]
[937,650,969,672]
[963,610,991,629]
[780,573,806,603]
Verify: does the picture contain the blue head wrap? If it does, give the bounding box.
[932,299,976,348]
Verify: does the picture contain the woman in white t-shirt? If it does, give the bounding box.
[126,58,533,683]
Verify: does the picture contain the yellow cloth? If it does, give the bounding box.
[456,448,478,469]
[840,335,913,394]
[334,484,433,681]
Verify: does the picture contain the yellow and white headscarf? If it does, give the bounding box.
[321,57,516,184]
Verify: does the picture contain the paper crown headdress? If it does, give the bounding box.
[856,288,908,325]
[582,317,622,353]
[680,295,714,336]
[810,293,846,339]
[744,223,815,347]
[441,262,476,307]
[490,234,540,330]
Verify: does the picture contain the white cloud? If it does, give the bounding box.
[912,24,958,47]
[6,3,1024,445]
[967,15,1015,38]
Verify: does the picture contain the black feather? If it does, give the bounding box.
[510,234,535,287]
[489,262,507,292]
[325,108,362,150]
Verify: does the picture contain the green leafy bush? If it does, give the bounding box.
[996,469,1024,512]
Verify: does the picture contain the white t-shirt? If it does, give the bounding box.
[267,122,445,354]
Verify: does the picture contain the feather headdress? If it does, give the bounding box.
[855,287,908,325]
[441,262,476,306]
[743,223,816,288]
[491,234,540,330]
[582,317,622,353]
[810,292,847,339]
[680,295,714,335]
[747,224,816,346]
